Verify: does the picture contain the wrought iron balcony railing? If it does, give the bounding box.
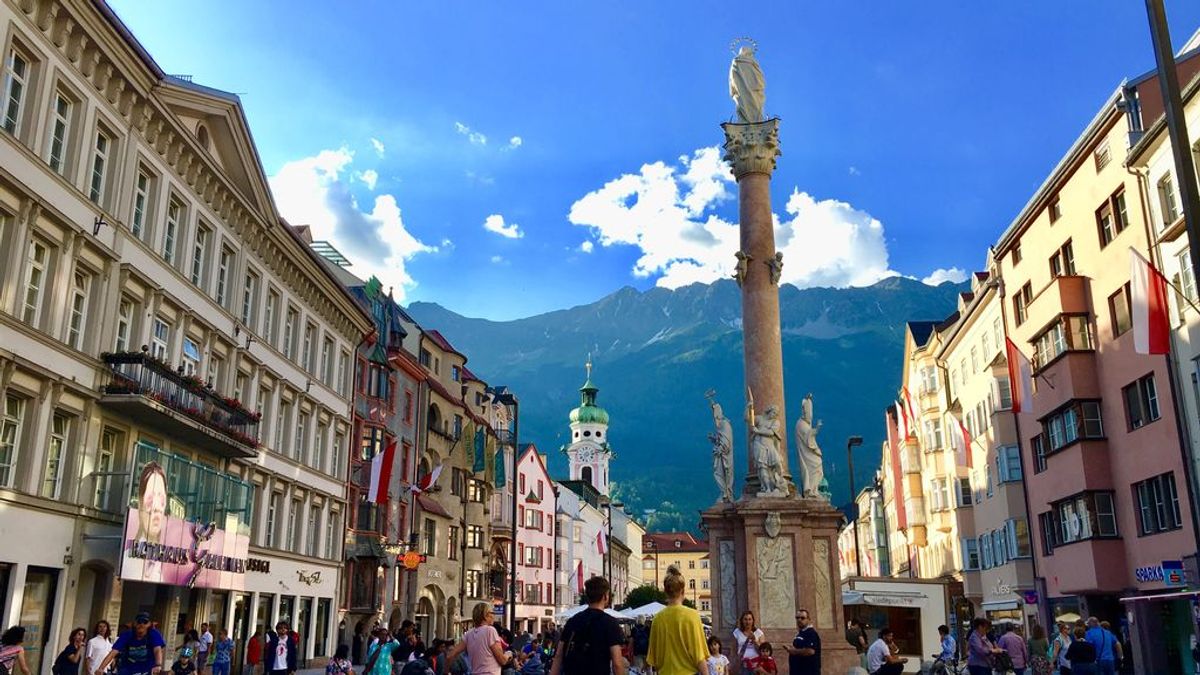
[100,351,260,457]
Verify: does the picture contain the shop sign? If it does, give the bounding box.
[1135,564,1164,583]
[297,571,323,586]
[401,551,427,571]
[120,450,251,591]
[247,559,271,574]
[1022,590,1040,605]
[1162,560,1185,587]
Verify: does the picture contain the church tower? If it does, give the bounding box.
[565,357,611,496]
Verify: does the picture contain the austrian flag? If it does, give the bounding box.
[596,529,608,555]
[367,439,397,505]
[1005,338,1034,413]
[1129,248,1171,355]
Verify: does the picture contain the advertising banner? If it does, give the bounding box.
[119,449,252,590]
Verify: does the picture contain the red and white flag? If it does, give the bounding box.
[412,463,444,494]
[596,529,608,555]
[894,400,910,439]
[956,415,973,468]
[367,439,397,505]
[902,387,916,435]
[1005,338,1034,413]
[1130,248,1171,355]
[572,560,584,596]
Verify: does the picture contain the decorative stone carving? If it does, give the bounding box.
[746,395,786,497]
[756,535,796,628]
[794,393,827,499]
[733,250,752,287]
[719,539,736,629]
[764,512,781,539]
[706,390,735,503]
[765,252,783,285]
[728,43,766,124]
[721,119,781,179]
[813,538,833,628]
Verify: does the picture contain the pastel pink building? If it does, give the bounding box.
[514,445,556,633]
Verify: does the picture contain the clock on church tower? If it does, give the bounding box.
[565,359,612,496]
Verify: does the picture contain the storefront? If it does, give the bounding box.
[1122,560,1200,675]
[842,578,951,673]
[241,553,340,670]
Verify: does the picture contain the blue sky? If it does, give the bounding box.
[109,1,1200,319]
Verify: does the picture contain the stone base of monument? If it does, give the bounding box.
[702,495,858,675]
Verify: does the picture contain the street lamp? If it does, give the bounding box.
[846,435,864,578]
[494,387,520,630]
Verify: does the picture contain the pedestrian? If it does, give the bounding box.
[180,632,202,667]
[246,628,263,675]
[865,628,906,675]
[966,618,1004,675]
[170,649,195,675]
[0,627,31,675]
[732,612,764,674]
[210,630,232,675]
[646,566,706,675]
[783,609,819,675]
[1083,618,1117,675]
[1050,622,1072,675]
[352,624,366,666]
[197,625,212,675]
[1027,625,1051,675]
[628,618,650,672]
[845,618,868,670]
[998,624,1029,674]
[325,646,353,675]
[936,625,956,664]
[705,636,729,675]
[1065,627,1096,675]
[264,623,297,675]
[361,629,397,675]
[86,622,114,675]
[549,577,624,675]
[747,643,776,675]
[447,603,513,675]
[1098,622,1123,673]
[95,613,166,675]
[53,627,88,675]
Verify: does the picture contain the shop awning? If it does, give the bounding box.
[842,590,926,607]
[981,600,1020,611]
[1118,589,1200,603]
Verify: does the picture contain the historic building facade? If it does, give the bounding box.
[512,446,556,633]
[0,2,371,673]
[641,532,711,620]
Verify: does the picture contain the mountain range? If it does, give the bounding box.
[406,276,964,533]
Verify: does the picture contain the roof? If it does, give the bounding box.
[906,321,939,348]
[416,494,452,519]
[460,366,482,383]
[643,531,709,553]
[426,330,465,359]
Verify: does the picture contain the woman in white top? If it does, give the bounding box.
[84,622,113,675]
[732,611,764,672]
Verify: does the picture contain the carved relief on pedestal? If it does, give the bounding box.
[719,539,737,629]
[813,538,833,628]
[755,535,796,628]
[721,119,781,179]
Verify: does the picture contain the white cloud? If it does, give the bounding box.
[508,136,523,149]
[848,166,861,176]
[568,146,897,290]
[579,240,594,253]
[268,147,433,301]
[370,137,385,157]
[359,169,378,190]
[490,255,507,264]
[455,121,487,146]
[483,214,524,239]
[465,170,496,186]
[922,267,969,286]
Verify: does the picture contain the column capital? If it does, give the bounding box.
[721,119,781,179]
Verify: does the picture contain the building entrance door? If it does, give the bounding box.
[20,567,59,675]
[230,594,251,675]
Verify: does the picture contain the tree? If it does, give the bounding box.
[621,584,666,610]
[682,598,696,609]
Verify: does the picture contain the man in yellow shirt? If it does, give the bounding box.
[647,567,708,675]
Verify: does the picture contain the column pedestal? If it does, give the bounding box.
[702,496,858,675]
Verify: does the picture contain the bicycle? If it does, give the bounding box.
[930,653,966,675]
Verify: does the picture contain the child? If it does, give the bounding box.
[749,642,777,675]
[706,636,730,675]
[172,648,196,675]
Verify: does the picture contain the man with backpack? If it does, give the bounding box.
[548,577,626,675]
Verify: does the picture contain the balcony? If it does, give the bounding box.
[900,446,921,474]
[903,497,926,526]
[100,351,260,458]
[1031,275,1090,316]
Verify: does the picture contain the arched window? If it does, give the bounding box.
[196,123,210,150]
[581,466,593,484]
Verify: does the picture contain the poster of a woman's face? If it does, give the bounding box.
[137,462,168,543]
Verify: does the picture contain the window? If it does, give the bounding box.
[151,318,170,360]
[39,413,68,499]
[275,400,290,451]
[1159,172,1180,226]
[1033,315,1093,369]
[332,431,345,480]
[1123,374,1160,430]
[1012,242,1022,265]
[1043,400,1104,451]
[1031,434,1047,474]
[359,426,384,461]
[89,127,111,205]
[985,465,994,498]
[114,299,133,352]
[1012,283,1032,326]
[419,348,432,368]
[448,525,460,560]
[1134,472,1182,535]
[1049,240,1076,277]
[67,270,91,349]
[1094,140,1111,172]
[1097,198,1116,247]
[265,492,280,547]
[994,376,1013,410]
[1179,249,1197,305]
[191,225,209,286]
[321,338,333,384]
[337,350,350,397]
[207,353,223,389]
[163,199,182,265]
[1049,197,1062,223]
[453,414,463,440]
[284,308,298,359]
[997,445,1022,483]
[3,48,30,135]
[930,478,950,511]
[264,289,279,345]
[216,247,232,307]
[956,477,973,507]
[422,519,437,557]
[241,271,259,328]
[923,420,942,450]
[47,92,72,174]
[1109,284,1132,337]
[295,412,308,461]
[303,323,316,372]
[0,395,23,488]
[325,512,340,559]
[970,346,979,373]
[315,422,328,471]
[22,238,49,326]
[131,170,151,239]
[452,365,461,382]
[181,338,200,376]
[1044,492,1118,551]
[94,427,121,509]
[307,506,320,557]
[287,499,300,551]
[466,569,483,598]
[979,532,993,569]
[467,479,485,503]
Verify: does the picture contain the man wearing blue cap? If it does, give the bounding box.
[95,613,166,675]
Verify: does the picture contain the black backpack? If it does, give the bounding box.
[631,624,650,656]
[561,612,603,673]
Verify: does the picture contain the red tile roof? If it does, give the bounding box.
[643,531,709,553]
[416,494,452,518]
[426,330,464,358]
